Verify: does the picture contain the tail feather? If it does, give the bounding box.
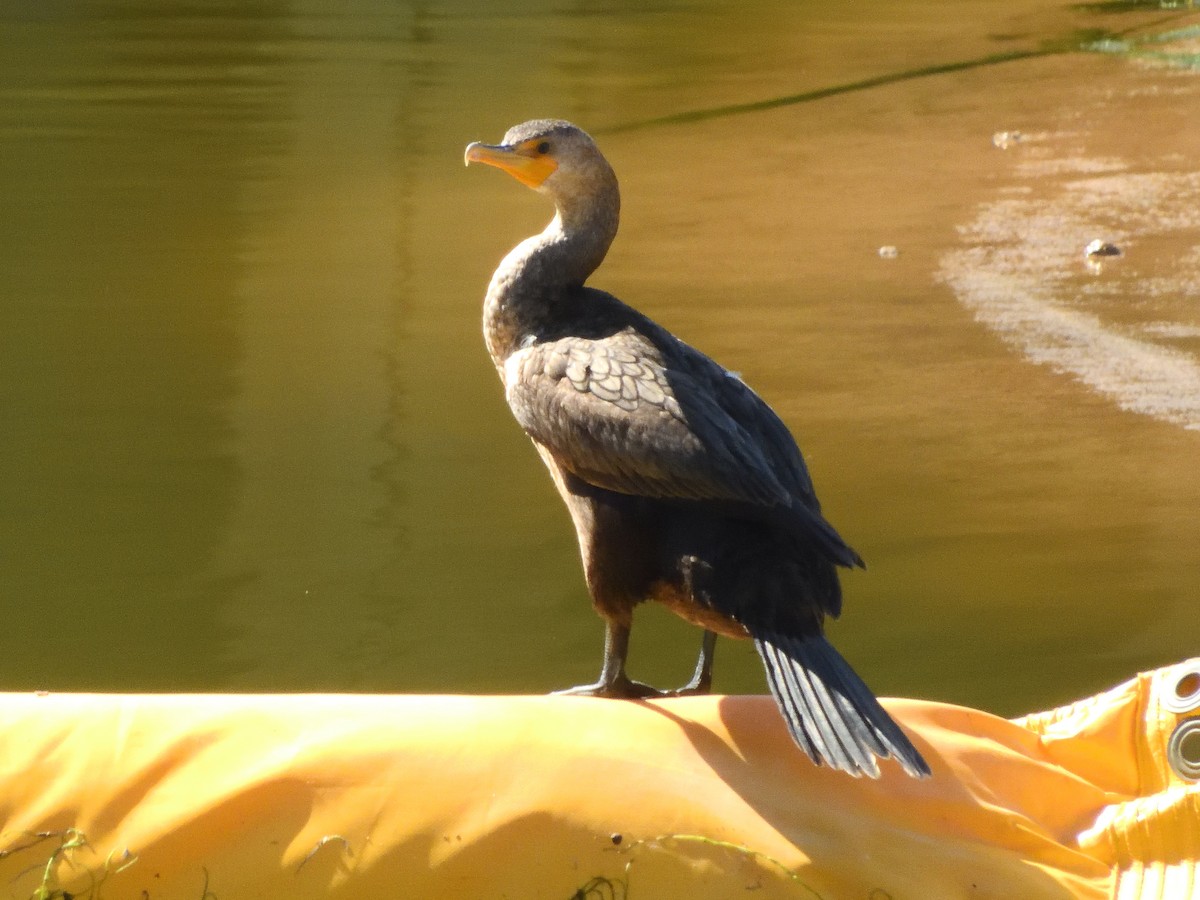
[795,649,885,772]
[765,642,877,776]
[759,643,824,765]
[755,633,931,779]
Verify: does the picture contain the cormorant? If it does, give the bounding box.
[465,119,929,779]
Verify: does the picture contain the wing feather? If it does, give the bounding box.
[506,331,792,509]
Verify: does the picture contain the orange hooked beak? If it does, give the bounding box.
[464,140,557,189]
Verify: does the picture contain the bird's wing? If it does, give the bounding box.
[690,357,821,506]
[688,358,864,571]
[504,331,795,509]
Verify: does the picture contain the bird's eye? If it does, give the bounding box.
[536,141,551,154]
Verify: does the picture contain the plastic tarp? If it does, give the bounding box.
[2,658,1198,899]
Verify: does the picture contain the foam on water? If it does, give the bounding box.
[941,155,1200,431]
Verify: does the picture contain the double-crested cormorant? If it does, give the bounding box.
[465,119,929,779]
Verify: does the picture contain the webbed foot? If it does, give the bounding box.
[666,674,710,697]
[553,675,665,700]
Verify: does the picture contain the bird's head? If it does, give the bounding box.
[465,119,618,216]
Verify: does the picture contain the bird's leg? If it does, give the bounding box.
[670,629,717,696]
[553,620,663,699]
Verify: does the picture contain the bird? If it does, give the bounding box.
[464,119,929,779]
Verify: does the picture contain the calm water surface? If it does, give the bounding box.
[1,0,1198,714]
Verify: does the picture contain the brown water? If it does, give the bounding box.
[1,0,1197,714]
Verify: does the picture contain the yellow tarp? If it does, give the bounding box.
[2,659,1198,899]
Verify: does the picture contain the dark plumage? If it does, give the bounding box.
[465,119,929,779]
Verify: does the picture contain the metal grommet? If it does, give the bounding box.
[1162,661,1200,714]
[1167,718,1200,782]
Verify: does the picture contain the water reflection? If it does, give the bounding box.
[0,1,283,688]
[209,2,417,688]
[0,0,1197,713]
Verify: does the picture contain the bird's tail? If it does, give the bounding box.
[755,633,930,779]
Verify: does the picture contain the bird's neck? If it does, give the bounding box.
[483,188,619,365]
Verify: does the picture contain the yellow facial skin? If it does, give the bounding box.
[464,139,558,189]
